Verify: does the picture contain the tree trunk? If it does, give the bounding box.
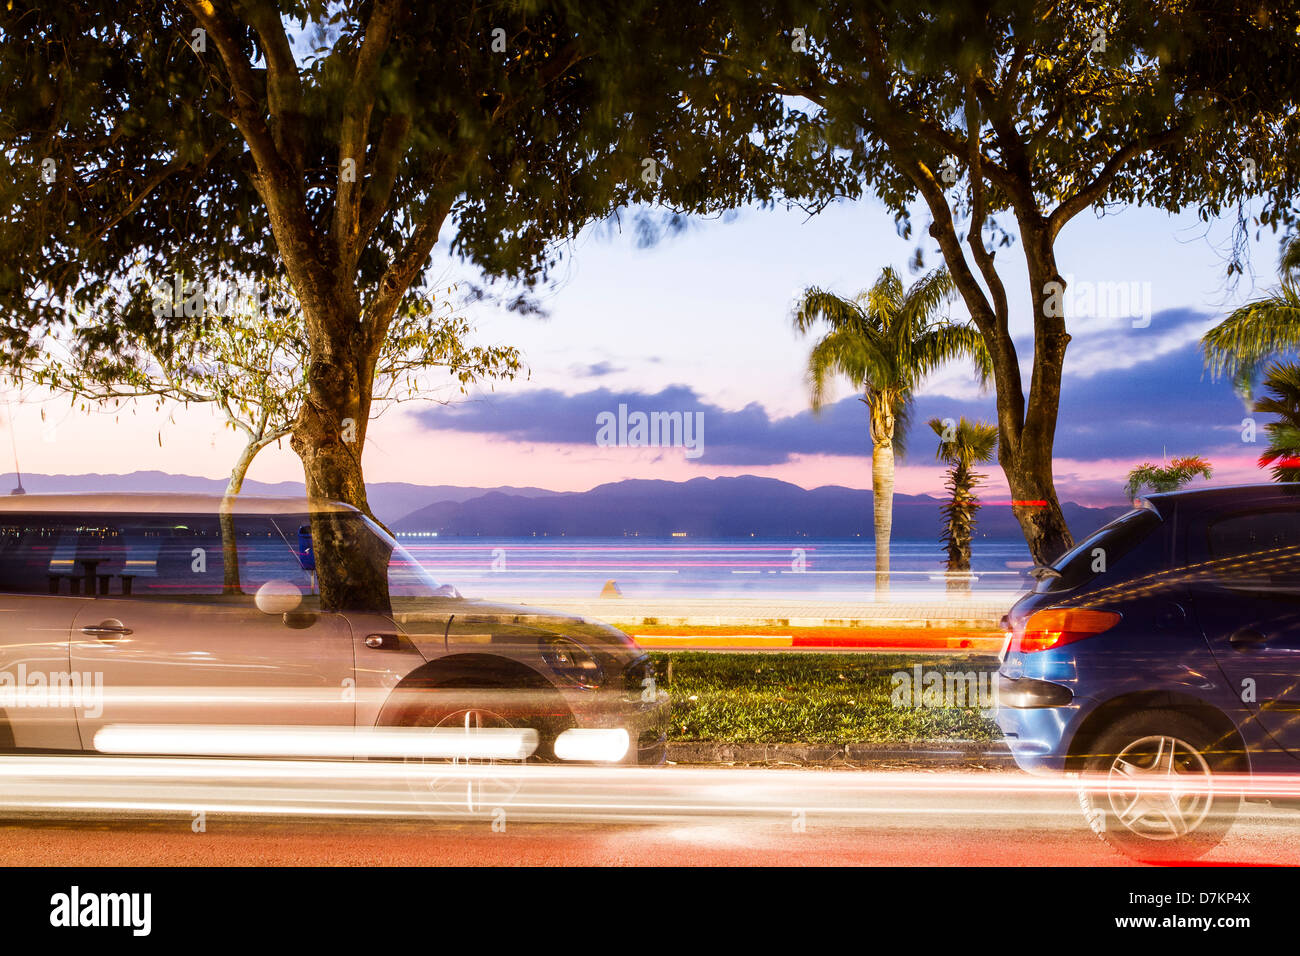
[288,305,390,611]
[1010,221,1076,566]
[866,392,896,600]
[871,441,894,600]
[944,465,969,594]
[912,160,1076,567]
[217,440,261,595]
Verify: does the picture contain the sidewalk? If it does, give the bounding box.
[513,595,1012,652]
[516,595,1012,627]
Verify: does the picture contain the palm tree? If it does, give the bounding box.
[928,417,998,594]
[1123,456,1214,499]
[1254,363,1300,482]
[793,267,991,597]
[1203,235,1300,397]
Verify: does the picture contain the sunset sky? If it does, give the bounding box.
[1,194,1286,507]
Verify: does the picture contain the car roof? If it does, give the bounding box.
[1143,482,1300,518]
[0,493,359,516]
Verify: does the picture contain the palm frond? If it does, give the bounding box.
[894,268,956,336]
[858,267,904,324]
[1202,281,1300,385]
[909,323,993,387]
[1281,235,1300,279]
[792,287,865,337]
[892,391,913,460]
[929,416,998,467]
[806,327,891,412]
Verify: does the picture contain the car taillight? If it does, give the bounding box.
[1018,608,1120,653]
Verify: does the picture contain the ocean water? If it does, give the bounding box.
[397,536,1036,602]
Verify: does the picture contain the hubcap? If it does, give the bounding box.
[421,707,524,813]
[1105,734,1214,841]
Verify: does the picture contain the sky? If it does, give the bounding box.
[1,191,1290,507]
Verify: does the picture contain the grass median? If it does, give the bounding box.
[650,651,1002,744]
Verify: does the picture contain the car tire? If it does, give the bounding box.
[1078,709,1241,861]
[385,678,575,815]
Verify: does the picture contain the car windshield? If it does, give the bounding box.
[382,528,455,597]
[277,511,458,612]
[1037,507,1162,592]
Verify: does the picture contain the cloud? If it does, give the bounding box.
[415,308,1259,467]
[569,360,625,378]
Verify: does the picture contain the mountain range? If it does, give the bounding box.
[0,471,1126,540]
[0,471,556,527]
[390,475,1125,539]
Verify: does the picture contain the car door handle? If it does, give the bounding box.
[1229,627,1268,649]
[81,620,133,641]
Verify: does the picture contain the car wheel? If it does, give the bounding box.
[1078,709,1241,860]
[391,679,574,814]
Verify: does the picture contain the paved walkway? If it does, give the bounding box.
[511,596,1014,628]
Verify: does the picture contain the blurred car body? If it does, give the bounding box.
[0,494,667,765]
[998,483,1300,856]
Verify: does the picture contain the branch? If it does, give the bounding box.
[238,0,306,174]
[335,0,404,270]
[363,196,453,340]
[181,1,283,180]
[964,79,1010,337]
[357,110,412,251]
[1046,124,1186,239]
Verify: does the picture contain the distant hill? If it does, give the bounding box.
[0,472,557,527]
[0,471,1125,540]
[392,475,1127,540]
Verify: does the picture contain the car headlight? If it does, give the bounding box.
[540,636,604,689]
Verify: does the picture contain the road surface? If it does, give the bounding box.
[0,756,1297,865]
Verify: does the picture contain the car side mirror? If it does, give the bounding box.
[255,579,303,615]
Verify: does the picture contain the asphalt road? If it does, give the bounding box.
[0,758,1298,866]
[3,814,1298,866]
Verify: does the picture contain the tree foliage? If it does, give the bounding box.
[928,416,998,590]
[637,0,1300,562]
[1254,363,1300,483]
[1202,236,1300,398]
[794,266,989,452]
[7,276,523,493]
[1123,455,1214,497]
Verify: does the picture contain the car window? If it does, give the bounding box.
[0,515,82,595]
[1206,509,1300,585]
[0,512,314,601]
[1038,508,1162,592]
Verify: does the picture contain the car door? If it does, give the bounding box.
[69,512,355,754]
[1190,506,1300,755]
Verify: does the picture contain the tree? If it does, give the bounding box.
[928,416,998,593]
[1123,456,1214,498]
[8,275,521,591]
[0,1,662,606]
[1202,236,1300,397]
[1253,363,1300,482]
[641,0,1300,564]
[793,266,990,596]
[10,276,522,498]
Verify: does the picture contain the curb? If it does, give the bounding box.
[665,740,1016,768]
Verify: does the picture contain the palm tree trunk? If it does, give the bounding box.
[872,441,894,599]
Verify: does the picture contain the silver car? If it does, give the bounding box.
[0,494,668,765]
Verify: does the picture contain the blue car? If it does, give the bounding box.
[997,483,1300,858]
